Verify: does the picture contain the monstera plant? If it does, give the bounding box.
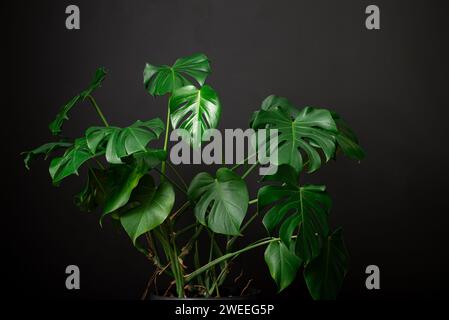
[23,53,364,300]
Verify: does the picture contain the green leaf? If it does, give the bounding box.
[188,168,249,236]
[85,118,165,164]
[331,112,365,160]
[73,150,165,220]
[264,241,302,292]
[169,85,221,147]
[120,176,175,245]
[22,141,72,170]
[144,53,211,96]
[249,95,299,126]
[49,68,106,135]
[49,138,100,184]
[304,228,349,300]
[252,106,338,173]
[74,168,107,212]
[79,68,107,99]
[102,165,147,215]
[100,150,167,221]
[258,165,331,262]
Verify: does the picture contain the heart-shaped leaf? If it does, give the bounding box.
[86,118,165,164]
[264,240,302,292]
[169,85,221,147]
[188,168,249,236]
[304,228,349,300]
[49,68,106,135]
[144,53,211,96]
[120,176,175,245]
[252,106,338,173]
[258,165,331,262]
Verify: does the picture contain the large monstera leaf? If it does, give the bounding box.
[252,106,338,173]
[49,67,106,135]
[169,85,221,147]
[304,228,349,300]
[49,138,101,184]
[144,53,211,96]
[85,118,165,164]
[188,168,249,235]
[258,165,331,263]
[120,175,175,245]
[264,240,302,292]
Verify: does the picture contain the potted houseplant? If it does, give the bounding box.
[23,53,364,300]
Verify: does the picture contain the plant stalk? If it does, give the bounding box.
[87,95,109,127]
[185,237,277,282]
[161,102,171,176]
[241,162,258,179]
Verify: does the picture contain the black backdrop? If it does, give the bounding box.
[5,0,449,300]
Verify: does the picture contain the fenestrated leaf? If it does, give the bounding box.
[264,241,302,292]
[188,168,249,236]
[22,141,72,170]
[249,95,299,127]
[258,165,331,262]
[49,138,101,184]
[304,228,349,300]
[85,118,165,164]
[120,176,175,245]
[169,85,221,147]
[331,112,365,160]
[49,68,106,135]
[144,53,211,96]
[252,107,338,173]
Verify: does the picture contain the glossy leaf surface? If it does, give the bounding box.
[144,53,210,96]
[258,165,331,262]
[169,85,221,147]
[188,168,248,235]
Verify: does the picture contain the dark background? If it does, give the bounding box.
[4,0,449,300]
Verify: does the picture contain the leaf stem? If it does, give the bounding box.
[161,102,171,176]
[185,237,278,282]
[87,94,109,127]
[167,162,188,190]
[226,212,259,251]
[248,198,258,205]
[154,227,184,297]
[231,152,258,171]
[170,201,191,221]
[176,223,196,237]
[154,167,187,195]
[241,162,258,179]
